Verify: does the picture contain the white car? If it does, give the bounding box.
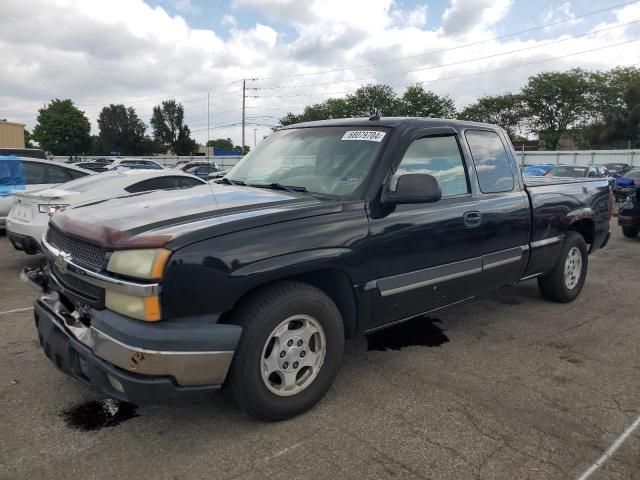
[6,168,206,254]
[1,156,91,228]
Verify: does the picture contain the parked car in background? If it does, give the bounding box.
[0,148,47,160]
[603,163,633,177]
[614,169,640,202]
[618,187,640,237]
[6,169,206,254]
[546,164,609,179]
[106,158,164,170]
[178,162,221,180]
[522,164,555,176]
[1,156,91,229]
[76,161,110,173]
[176,160,220,172]
[23,118,612,420]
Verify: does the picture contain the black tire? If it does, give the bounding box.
[622,226,639,238]
[537,232,588,303]
[226,281,344,421]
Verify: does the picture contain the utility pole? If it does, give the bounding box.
[241,79,246,151]
[207,91,210,155]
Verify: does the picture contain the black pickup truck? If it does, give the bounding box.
[24,118,612,420]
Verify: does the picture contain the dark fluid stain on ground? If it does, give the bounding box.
[61,399,139,431]
[366,316,449,351]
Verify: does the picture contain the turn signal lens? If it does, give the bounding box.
[105,291,162,322]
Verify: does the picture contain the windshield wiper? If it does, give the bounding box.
[248,183,308,194]
[215,177,245,186]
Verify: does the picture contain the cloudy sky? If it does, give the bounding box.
[1,0,639,147]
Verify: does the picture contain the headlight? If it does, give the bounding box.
[107,248,171,280]
[38,204,68,215]
[105,291,161,322]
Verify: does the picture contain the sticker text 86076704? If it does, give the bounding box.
[341,131,386,142]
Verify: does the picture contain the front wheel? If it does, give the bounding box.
[537,232,588,303]
[622,226,639,238]
[226,281,344,421]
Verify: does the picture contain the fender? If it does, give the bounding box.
[231,248,354,278]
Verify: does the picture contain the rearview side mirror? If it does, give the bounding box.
[383,173,442,204]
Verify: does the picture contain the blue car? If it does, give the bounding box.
[522,164,555,177]
[614,169,640,202]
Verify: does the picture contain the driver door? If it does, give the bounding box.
[367,133,485,329]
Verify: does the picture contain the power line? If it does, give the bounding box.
[253,39,640,99]
[253,20,640,91]
[251,0,639,83]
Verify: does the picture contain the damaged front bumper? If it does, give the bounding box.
[23,265,241,404]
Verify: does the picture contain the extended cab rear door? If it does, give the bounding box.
[462,128,531,292]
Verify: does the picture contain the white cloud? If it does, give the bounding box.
[441,0,512,36]
[0,0,637,147]
[221,14,237,27]
[391,4,428,28]
[543,1,581,27]
[171,0,199,14]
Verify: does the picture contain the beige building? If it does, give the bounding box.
[0,121,26,148]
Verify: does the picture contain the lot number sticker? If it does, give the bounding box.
[341,130,386,142]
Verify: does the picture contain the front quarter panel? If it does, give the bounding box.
[161,202,370,320]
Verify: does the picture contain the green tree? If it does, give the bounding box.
[521,69,591,149]
[346,84,398,117]
[397,84,456,118]
[97,104,147,155]
[150,100,197,154]
[24,129,35,148]
[459,93,526,139]
[206,137,234,150]
[32,99,91,155]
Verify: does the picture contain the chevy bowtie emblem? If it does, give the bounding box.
[55,251,71,273]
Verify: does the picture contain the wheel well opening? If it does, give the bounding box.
[291,270,358,339]
[220,270,359,339]
[569,219,594,246]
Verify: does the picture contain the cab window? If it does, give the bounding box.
[465,130,515,194]
[393,135,469,196]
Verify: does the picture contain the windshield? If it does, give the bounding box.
[226,126,389,196]
[550,166,588,177]
[626,170,640,179]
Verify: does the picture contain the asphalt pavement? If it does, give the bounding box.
[0,228,638,479]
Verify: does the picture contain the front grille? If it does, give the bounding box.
[48,226,106,271]
[52,267,104,305]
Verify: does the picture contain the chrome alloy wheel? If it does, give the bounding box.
[564,246,583,290]
[260,315,327,397]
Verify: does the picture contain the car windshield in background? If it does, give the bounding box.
[226,127,389,196]
[549,166,588,177]
[625,170,640,179]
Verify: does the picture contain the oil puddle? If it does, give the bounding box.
[366,316,449,351]
[61,398,139,431]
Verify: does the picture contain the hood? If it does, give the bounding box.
[50,183,332,249]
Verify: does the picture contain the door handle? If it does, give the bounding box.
[463,211,482,228]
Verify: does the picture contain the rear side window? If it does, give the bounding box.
[67,169,89,180]
[125,176,202,193]
[22,162,49,184]
[47,164,72,184]
[465,130,515,193]
[394,135,469,196]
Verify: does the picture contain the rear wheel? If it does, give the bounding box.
[537,232,588,303]
[622,226,639,238]
[226,281,344,421]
